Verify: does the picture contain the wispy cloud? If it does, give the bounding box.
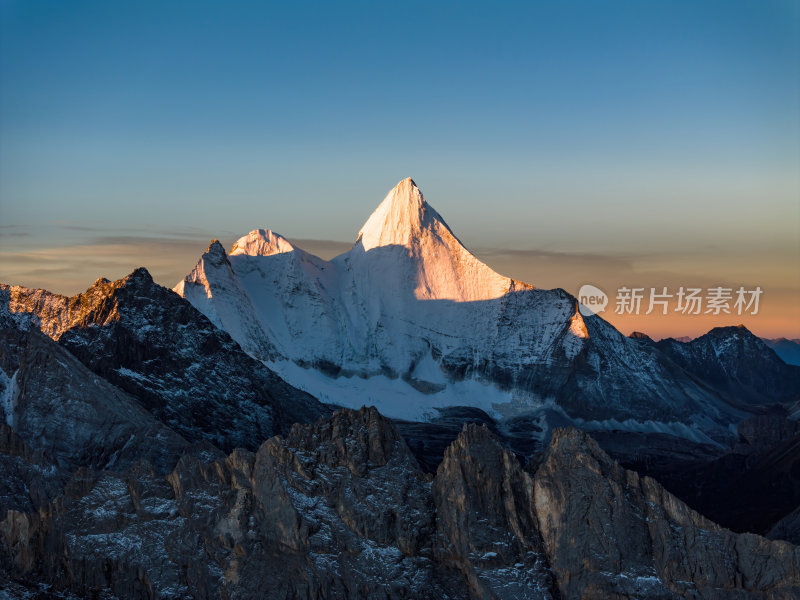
[0,226,217,294]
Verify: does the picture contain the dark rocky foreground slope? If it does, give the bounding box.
[2,406,798,600]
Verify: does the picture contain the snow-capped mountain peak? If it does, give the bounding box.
[356,177,454,252]
[351,178,521,303]
[230,228,297,257]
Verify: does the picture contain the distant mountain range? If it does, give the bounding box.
[763,338,800,366]
[651,335,800,367]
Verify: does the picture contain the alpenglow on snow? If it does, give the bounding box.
[175,178,744,442]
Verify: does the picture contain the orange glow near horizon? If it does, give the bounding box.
[0,232,797,341]
[477,247,800,341]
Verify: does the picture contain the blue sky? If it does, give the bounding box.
[0,0,798,337]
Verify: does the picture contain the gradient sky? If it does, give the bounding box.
[1,0,798,339]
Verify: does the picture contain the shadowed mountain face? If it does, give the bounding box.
[0,268,329,453]
[655,326,800,406]
[641,415,800,537]
[2,405,798,599]
[1,327,191,475]
[175,178,766,444]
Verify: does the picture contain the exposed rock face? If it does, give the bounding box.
[0,423,61,520]
[0,269,328,452]
[628,331,655,343]
[535,428,800,599]
[394,406,506,472]
[2,406,798,599]
[432,423,555,599]
[5,328,190,474]
[215,407,453,599]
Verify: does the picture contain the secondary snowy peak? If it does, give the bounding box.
[230,228,297,257]
[356,177,455,251]
[176,241,231,296]
[174,241,232,315]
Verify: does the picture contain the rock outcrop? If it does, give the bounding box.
[433,423,555,599]
[535,428,800,599]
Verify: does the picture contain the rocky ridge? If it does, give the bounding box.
[0,269,328,453]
